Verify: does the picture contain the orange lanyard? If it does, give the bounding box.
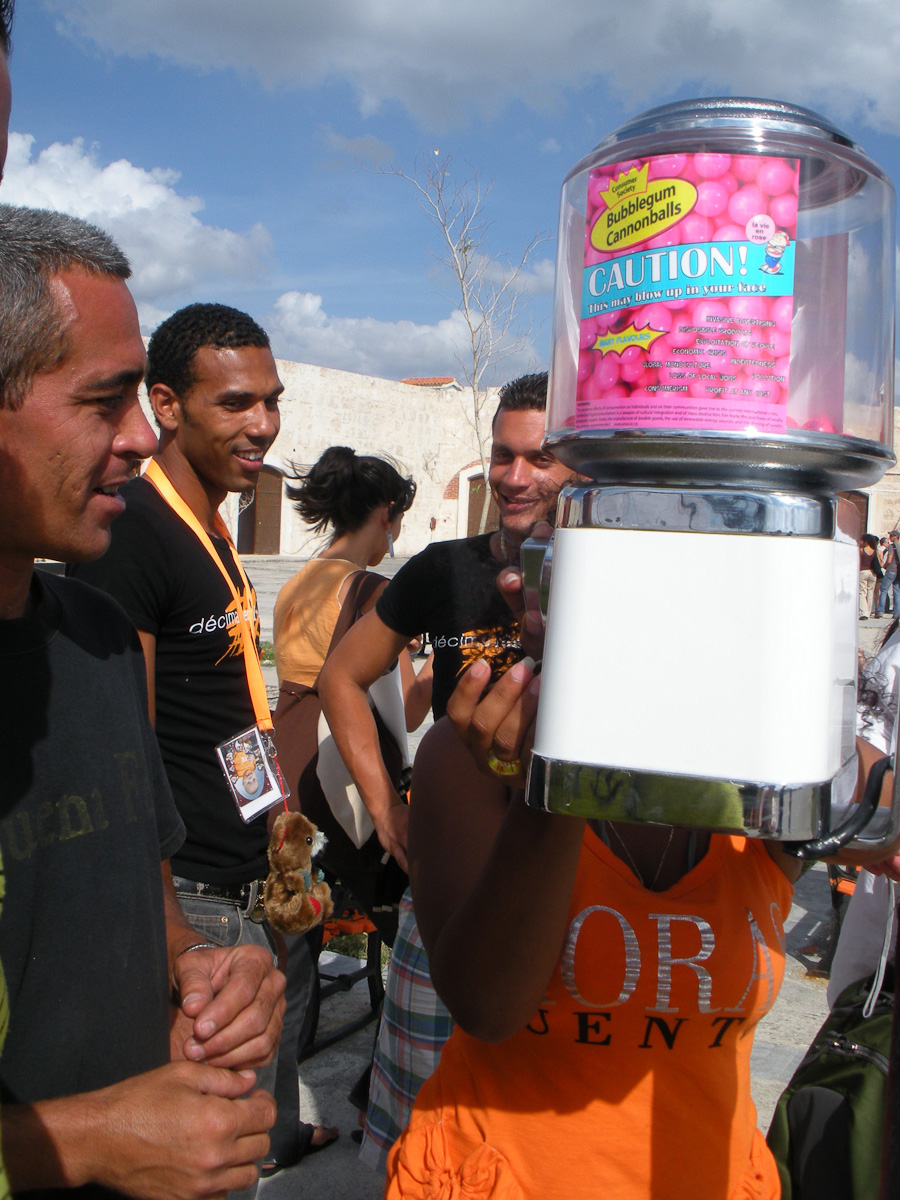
[143,460,272,731]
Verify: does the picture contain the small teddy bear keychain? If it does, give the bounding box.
[264,810,333,934]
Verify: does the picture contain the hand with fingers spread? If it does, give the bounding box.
[172,943,285,1070]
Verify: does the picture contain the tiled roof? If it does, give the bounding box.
[400,376,457,387]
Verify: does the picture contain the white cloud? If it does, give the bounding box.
[49,0,900,134]
[1,132,272,309]
[267,291,540,383]
[321,127,394,166]
[0,131,540,380]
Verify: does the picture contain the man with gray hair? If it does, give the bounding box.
[0,203,283,1199]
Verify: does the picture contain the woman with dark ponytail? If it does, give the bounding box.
[273,445,430,923]
[263,448,431,1175]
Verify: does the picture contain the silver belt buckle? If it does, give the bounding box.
[243,879,267,923]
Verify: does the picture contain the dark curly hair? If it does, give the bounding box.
[146,302,270,397]
[286,446,416,536]
[1,1,14,56]
[491,371,547,429]
[858,618,900,738]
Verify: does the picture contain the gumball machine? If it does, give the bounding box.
[525,97,899,854]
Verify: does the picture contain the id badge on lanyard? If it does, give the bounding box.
[144,461,289,822]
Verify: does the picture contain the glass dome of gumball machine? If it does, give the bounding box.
[523,97,900,856]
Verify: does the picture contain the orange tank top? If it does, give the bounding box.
[385,832,793,1200]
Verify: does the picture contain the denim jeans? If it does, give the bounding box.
[877,573,899,614]
[174,884,279,1200]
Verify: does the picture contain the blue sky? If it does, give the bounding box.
[4,0,900,384]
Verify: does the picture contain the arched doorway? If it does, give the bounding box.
[237,466,283,554]
[840,490,868,538]
[466,473,499,537]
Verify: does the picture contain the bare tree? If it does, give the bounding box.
[382,153,547,532]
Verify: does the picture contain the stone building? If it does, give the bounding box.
[858,419,900,536]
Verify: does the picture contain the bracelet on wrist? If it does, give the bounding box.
[171,941,218,994]
[176,941,218,960]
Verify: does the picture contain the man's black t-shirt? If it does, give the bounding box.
[0,572,183,1133]
[70,476,268,885]
[375,534,522,719]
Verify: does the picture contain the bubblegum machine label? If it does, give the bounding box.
[577,153,799,433]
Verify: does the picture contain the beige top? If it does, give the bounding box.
[273,558,360,687]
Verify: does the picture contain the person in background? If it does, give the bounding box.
[271,446,429,1162]
[876,531,898,617]
[860,532,881,619]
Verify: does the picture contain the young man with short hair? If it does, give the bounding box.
[0,206,282,1200]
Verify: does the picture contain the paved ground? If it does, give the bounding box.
[251,559,886,1196]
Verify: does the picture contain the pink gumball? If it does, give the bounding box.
[771,296,793,332]
[769,327,791,357]
[648,154,687,178]
[774,354,791,381]
[588,174,611,209]
[758,158,796,197]
[712,222,746,242]
[620,346,648,383]
[691,299,730,327]
[577,355,594,384]
[668,313,695,348]
[637,303,673,334]
[605,308,632,335]
[600,385,629,400]
[728,185,768,226]
[730,296,770,322]
[593,311,617,335]
[579,318,599,350]
[646,335,672,368]
[594,353,621,390]
[731,155,762,182]
[681,213,714,242]
[785,417,799,429]
[769,193,798,229]
[749,377,781,403]
[720,172,739,196]
[690,376,730,399]
[579,373,605,406]
[695,180,730,218]
[584,245,609,267]
[679,162,700,185]
[804,416,838,433]
[694,153,732,179]
[648,227,681,249]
